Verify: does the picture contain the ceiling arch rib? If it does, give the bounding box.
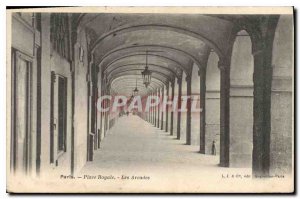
[97,44,202,75]
[110,74,166,91]
[79,13,235,57]
[109,71,168,86]
[110,74,165,88]
[93,29,210,71]
[104,54,182,77]
[107,64,176,79]
[111,75,165,96]
[111,84,154,97]
[108,68,173,84]
[90,24,223,58]
[111,78,162,93]
[112,79,161,92]
[111,83,154,96]
[76,13,237,97]
[99,47,190,71]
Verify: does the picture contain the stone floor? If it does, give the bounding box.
[77,115,258,192]
[81,115,221,173]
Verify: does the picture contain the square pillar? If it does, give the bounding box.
[161,87,164,130]
[219,61,230,167]
[176,78,182,139]
[165,83,169,132]
[186,75,192,145]
[199,69,206,153]
[170,81,175,135]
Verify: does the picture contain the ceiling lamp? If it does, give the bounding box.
[133,78,139,96]
[141,51,152,88]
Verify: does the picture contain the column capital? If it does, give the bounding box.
[185,75,192,82]
[171,79,175,87]
[251,37,267,56]
[218,59,230,71]
[177,77,182,85]
[198,67,206,77]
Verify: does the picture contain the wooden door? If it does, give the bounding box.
[11,50,32,175]
[50,72,67,166]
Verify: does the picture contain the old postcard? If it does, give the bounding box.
[6,6,294,193]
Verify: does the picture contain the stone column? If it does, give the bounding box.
[150,93,152,123]
[186,75,192,145]
[149,93,151,123]
[199,68,206,153]
[146,96,149,122]
[161,87,164,130]
[149,93,152,124]
[154,91,156,125]
[105,88,110,132]
[170,81,175,135]
[104,88,109,134]
[103,88,107,134]
[252,50,272,176]
[165,83,169,132]
[157,89,160,128]
[177,78,182,139]
[151,92,154,124]
[99,87,103,141]
[219,60,230,167]
[154,90,157,127]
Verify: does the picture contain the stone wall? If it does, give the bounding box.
[180,73,187,142]
[39,13,53,176]
[229,31,253,168]
[73,27,89,173]
[205,52,220,155]
[270,15,293,175]
[10,13,39,176]
[191,63,201,146]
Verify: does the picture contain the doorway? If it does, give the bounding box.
[11,50,33,175]
[50,72,68,166]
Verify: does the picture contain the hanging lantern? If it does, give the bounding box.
[143,81,150,88]
[133,78,139,96]
[133,87,139,96]
[141,66,152,88]
[141,51,152,88]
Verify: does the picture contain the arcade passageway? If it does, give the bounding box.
[8,8,293,182]
[80,115,221,175]
[79,115,253,192]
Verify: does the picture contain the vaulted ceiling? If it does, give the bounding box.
[77,13,236,96]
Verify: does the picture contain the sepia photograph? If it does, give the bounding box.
[6,6,294,193]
